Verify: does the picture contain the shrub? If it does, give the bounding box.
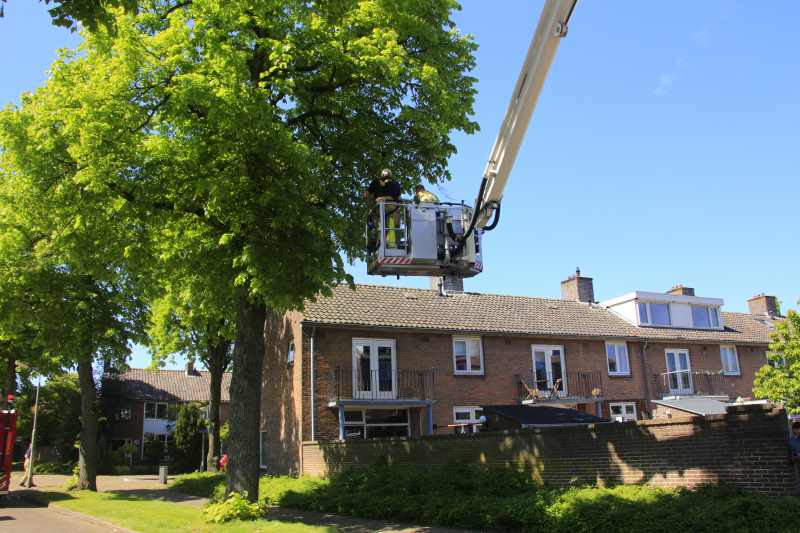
[61,465,80,491]
[200,492,267,524]
[34,461,77,475]
[169,471,227,500]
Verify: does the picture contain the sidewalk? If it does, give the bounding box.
[12,475,488,533]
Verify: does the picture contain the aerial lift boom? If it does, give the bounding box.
[366,0,577,278]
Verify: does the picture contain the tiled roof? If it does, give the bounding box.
[301,284,779,345]
[104,369,232,402]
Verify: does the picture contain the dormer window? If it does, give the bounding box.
[638,302,671,325]
[691,306,720,328]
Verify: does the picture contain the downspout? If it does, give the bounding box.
[310,326,316,442]
[641,340,652,416]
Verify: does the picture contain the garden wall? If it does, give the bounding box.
[302,404,798,497]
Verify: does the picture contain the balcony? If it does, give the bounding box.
[515,370,603,403]
[653,371,727,399]
[328,368,435,405]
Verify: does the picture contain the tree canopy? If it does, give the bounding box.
[754,303,800,413]
[0,0,478,499]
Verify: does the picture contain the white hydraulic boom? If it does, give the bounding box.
[366,0,576,279]
[475,0,577,228]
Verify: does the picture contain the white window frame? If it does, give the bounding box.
[259,431,268,468]
[690,306,721,329]
[605,342,630,376]
[453,336,484,375]
[610,403,637,422]
[142,432,171,461]
[720,345,740,375]
[144,402,175,420]
[768,351,786,369]
[453,406,485,431]
[287,338,295,365]
[637,301,672,326]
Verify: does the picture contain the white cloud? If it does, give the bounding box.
[694,28,709,42]
[675,57,689,68]
[653,73,674,96]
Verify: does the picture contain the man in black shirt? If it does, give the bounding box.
[365,169,403,248]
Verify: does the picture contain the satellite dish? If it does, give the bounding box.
[134,440,139,445]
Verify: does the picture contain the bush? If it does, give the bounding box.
[200,492,267,524]
[61,465,80,491]
[143,440,164,465]
[169,471,227,500]
[33,461,77,475]
[250,459,800,533]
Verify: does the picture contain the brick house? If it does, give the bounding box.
[259,273,781,475]
[105,362,232,463]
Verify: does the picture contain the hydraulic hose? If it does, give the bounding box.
[450,176,487,258]
[482,201,501,231]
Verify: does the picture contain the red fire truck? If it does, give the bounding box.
[0,405,19,495]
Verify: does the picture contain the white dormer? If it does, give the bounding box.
[600,291,724,330]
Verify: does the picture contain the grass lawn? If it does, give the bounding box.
[33,489,341,533]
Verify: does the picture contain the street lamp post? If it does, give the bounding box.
[15,362,40,489]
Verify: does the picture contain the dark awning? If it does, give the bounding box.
[480,404,609,425]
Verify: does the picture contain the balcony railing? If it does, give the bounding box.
[329,367,435,402]
[654,370,726,398]
[515,370,603,402]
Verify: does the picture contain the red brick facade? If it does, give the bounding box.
[301,404,798,497]
[111,400,230,464]
[259,319,773,475]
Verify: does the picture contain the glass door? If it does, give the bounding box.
[531,345,567,397]
[353,339,396,399]
[665,349,692,395]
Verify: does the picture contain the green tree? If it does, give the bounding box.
[15,372,82,461]
[147,286,233,473]
[0,0,477,500]
[173,402,204,473]
[754,301,800,412]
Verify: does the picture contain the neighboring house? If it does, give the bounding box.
[259,272,781,475]
[104,362,232,463]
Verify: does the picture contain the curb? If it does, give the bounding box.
[19,492,143,533]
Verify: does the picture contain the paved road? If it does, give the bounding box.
[0,493,135,533]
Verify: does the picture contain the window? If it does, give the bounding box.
[259,431,268,468]
[610,403,637,422]
[342,408,410,439]
[116,403,132,420]
[768,352,786,368]
[453,337,484,374]
[605,343,630,375]
[638,302,671,325]
[453,406,485,432]
[691,306,720,328]
[144,402,175,420]
[143,433,170,460]
[720,345,740,375]
[287,339,295,365]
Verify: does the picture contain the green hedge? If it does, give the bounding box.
[170,459,800,533]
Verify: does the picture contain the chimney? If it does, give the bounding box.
[748,294,779,317]
[430,276,464,296]
[560,268,594,303]
[185,361,194,376]
[666,285,695,296]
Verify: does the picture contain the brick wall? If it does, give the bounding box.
[301,404,797,497]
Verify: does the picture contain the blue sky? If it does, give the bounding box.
[1,1,797,371]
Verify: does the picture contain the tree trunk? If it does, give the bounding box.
[1,357,16,412]
[205,339,226,473]
[77,359,98,491]
[225,292,266,502]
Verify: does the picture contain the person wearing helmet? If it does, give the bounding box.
[365,169,403,248]
[413,184,439,204]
